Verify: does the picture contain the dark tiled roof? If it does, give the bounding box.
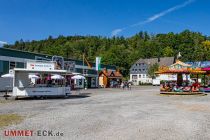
[135,57,174,67]
[159,57,175,66]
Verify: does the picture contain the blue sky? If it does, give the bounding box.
[0,0,210,44]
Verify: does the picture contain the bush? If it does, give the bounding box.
[139,81,152,86]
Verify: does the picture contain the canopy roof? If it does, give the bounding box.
[71,75,85,79]
[155,60,206,75]
[14,68,68,74]
[202,67,210,71]
[170,60,191,68]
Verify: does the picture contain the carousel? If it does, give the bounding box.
[200,67,210,92]
[155,60,207,95]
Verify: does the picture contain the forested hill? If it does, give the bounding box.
[4,30,210,76]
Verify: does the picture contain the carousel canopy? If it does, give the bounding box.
[169,60,191,68]
[202,67,210,71]
[202,67,210,76]
[155,60,206,75]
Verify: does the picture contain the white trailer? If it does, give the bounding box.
[152,79,160,86]
[13,67,71,99]
[0,77,13,92]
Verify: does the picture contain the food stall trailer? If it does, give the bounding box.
[12,61,71,98]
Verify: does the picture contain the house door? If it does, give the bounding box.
[87,77,91,88]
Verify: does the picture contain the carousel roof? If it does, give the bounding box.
[155,68,206,74]
[170,60,191,67]
[155,60,206,75]
[202,67,210,71]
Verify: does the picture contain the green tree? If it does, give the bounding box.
[147,63,159,78]
[4,30,209,77]
[163,46,174,57]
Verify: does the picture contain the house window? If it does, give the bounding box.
[139,75,141,78]
[9,61,16,69]
[83,69,88,74]
[135,69,137,72]
[136,64,138,66]
[142,69,145,71]
[143,74,145,78]
[139,69,141,71]
[132,75,137,79]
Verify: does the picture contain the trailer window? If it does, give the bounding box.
[9,61,16,69]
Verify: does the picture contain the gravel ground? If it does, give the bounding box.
[0,86,210,140]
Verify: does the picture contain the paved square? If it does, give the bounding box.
[0,86,210,140]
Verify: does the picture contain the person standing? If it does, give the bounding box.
[128,82,131,90]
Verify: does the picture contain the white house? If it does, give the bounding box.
[129,57,174,85]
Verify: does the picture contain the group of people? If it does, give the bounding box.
[121,82,132,90]
[160,80,201,92]
[109,81,132,90]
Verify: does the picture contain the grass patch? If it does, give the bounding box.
[0,100,13,104]
[0,114,23,128]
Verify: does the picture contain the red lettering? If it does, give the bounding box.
[4,130,9,136]
[17,130,24,136]
[25,130,33,136]
[10,130,17,136]
[4,130,33,137]
[29,130,33,136]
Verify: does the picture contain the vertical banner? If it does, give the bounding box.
[96,57,101,71]
[52,56,64,70]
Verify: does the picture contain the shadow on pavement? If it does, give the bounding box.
[0,93,92,101]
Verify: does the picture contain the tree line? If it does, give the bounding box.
[4,30,210,76]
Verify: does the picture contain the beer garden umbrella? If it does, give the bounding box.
[71,75,85,80]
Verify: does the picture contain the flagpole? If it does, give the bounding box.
[83,53,84,75]
[83,53,86,89]
[97,68,99,88]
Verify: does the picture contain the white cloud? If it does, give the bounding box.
[111,0,195,36]
[0,41,7,44]
[0,41,8,47]
[111,28,123,36]
[138,0,195,25]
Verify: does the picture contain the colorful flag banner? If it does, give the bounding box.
[96,57,101,71]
